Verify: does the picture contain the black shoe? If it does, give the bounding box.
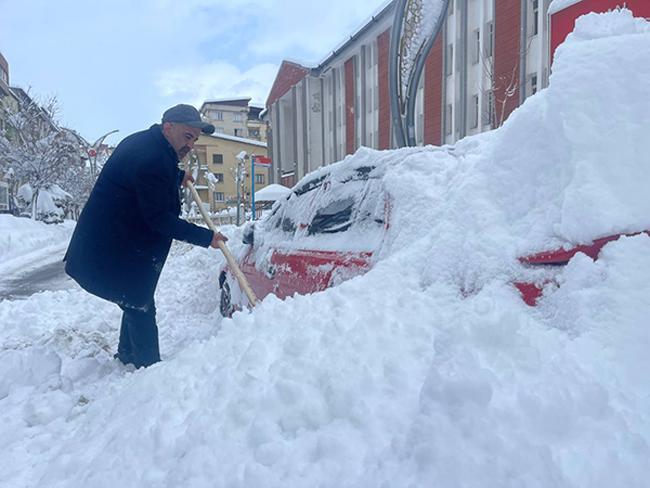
[113,352,134,366]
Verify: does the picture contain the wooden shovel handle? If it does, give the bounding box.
[186,181,258,307]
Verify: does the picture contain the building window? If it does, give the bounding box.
[446,44,454,76]
[255,174,264,184]
[212,154,223,165]
[445,104,453,135]
[214,172,224,183]
[0,67,7,84]
[213,192,225,202]
[485,21,494,58]
[483,90,495,127]
[234,128,243,137]
[215,127,224,134]
[530,74,538,95]
[472,29,480,64]
[248,128,260,139]
[532,0,539,36]
[233,113,243,122]
[212,110,223,121]
[470,94,479,129]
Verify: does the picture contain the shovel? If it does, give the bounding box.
[185,180,258,308]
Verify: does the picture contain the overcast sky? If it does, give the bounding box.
[0,0,387,143]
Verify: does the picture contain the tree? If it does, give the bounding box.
[0,92,80,220]
[480,34,536,129]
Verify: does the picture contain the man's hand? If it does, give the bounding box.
[181,171,195,188]
[210,231,228,248]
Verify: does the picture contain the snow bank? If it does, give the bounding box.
[0,215,75,277]
[0,9,649,488]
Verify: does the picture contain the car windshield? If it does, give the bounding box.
[258,170,386,252]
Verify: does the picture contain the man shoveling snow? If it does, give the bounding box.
[64,104,228,369]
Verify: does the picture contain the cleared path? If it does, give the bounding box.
[0,258,73,301]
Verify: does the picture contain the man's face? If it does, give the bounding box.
[162,122,201,160]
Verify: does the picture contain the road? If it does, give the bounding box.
[0,259,73,301]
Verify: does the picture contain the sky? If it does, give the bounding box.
[0,0,388,143]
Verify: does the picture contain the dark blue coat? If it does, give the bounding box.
[64,124,213,309]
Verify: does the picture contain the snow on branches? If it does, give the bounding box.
[0,92,82,221]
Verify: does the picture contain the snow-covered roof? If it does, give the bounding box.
[207,132,267,148]
[202,97,251,104]
[254,183,291,202]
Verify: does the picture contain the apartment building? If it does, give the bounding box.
[192,132,269,213]
[265,0,648,187]
[199,98,268,142]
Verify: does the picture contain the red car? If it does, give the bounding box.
[219,162,390,316]
[515,230,650,306]
[219,158,646,315]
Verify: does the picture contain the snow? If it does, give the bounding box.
[548,0,583,15]
[0,215,75,277]
[254,183,291,202]
[0,9,649,488]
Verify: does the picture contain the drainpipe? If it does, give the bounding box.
[458,0,469,140]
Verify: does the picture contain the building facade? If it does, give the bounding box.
[199,98,268,143]
[265,0,645,186]
[0,49,20,212]
[191,132,269,213]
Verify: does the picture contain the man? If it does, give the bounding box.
[64,104,227,368]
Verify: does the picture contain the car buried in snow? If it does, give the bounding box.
[514,230,650,306]
[218,161,391,317]
[217,154,648,314]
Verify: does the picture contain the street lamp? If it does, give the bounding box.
[235,151,248,225]
[87,129,119,177]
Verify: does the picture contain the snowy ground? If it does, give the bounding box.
[0,9,649,488]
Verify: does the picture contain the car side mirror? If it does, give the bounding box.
[242,223,254,245]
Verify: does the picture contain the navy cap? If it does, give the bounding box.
[162,104,215,134]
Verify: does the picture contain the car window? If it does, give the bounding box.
[265,179,325,238]
[308,197,355,235]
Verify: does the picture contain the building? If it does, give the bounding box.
[0,49,20,212]
[191,132,269,213]
[199,97,268,142]
[0,50,20,136]
[265,0,649,187]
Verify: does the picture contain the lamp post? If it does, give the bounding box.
[389,0,450,147]
[87,129,119,177]
[235,151,248,225]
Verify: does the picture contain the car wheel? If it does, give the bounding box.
[220,281,234,318]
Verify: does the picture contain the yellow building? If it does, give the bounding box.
[192,132,269,213]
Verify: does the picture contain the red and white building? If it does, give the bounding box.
[265,0,650,187]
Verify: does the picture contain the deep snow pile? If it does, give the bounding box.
[0,9,649,488]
